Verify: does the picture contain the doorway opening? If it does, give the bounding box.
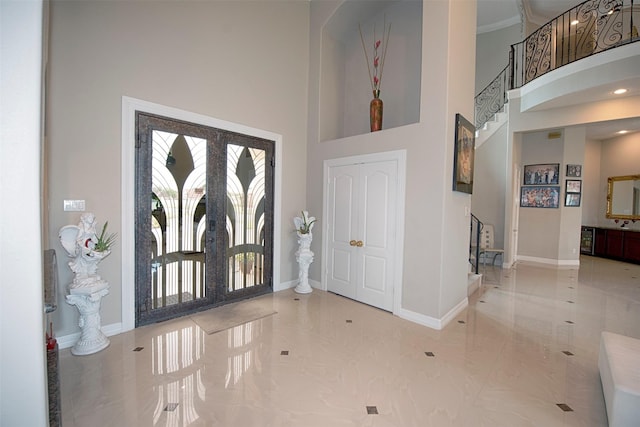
[135,112,275,326]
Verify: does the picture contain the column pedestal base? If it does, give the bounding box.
[66,282,110,356]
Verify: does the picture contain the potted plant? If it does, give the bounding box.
[94,221,117,252]
[295,210,316,235]
[238,252,255,274]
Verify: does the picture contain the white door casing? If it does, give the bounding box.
[511,164,521,266]
[323,151,405,312]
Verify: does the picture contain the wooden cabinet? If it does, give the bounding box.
[594,228,607,257]
[588,227,640,264]
[607,230,625,259]
[624,232,640,263]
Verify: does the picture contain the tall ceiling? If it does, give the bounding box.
[477,0,640,140]
[477,0,583,32]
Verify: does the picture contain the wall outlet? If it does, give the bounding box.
[64,200,85,212]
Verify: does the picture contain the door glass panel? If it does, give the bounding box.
[151,130,207,308]
[226,144,266,292]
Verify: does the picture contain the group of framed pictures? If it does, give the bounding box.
[520,163,582,208]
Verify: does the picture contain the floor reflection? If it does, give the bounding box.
[151,325,206,426]
[225,322,261,388]
[59,256,640,427]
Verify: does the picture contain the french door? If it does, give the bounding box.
[326,158,398,312]
[135,112,274,326]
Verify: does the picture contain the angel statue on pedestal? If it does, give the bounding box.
[293,211,316,294]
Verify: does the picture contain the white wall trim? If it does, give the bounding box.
[121,96,282,332]
[397,297,468,331]
[277,278,321,292]
[517,255,580,267]
[57,322,123,350]
[320,150,407,316]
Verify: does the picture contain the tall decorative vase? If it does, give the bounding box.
[370,90,383,132]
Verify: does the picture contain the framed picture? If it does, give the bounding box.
[566,164,582,177]
[565,193,581,207]
[520,185,560,208]
[565,179,582,193]
[523,164,560,185]
[452,113,475,194]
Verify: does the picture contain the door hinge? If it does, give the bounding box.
[270,156,275,167]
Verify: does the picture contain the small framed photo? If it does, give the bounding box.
[565,179,582,193]
[452,113,475,194]
[566,164,582,177]
[565,193,581,207]
[523,164,560,185]
[520,185,560,208]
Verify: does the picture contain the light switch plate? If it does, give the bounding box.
[64,200,85,212]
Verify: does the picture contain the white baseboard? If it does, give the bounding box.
[396,297,468,331]
[517,255,580,268]
[57,322,123,350]
[275,279,297,292]
[274,278,321,292]
[59,279,321,348]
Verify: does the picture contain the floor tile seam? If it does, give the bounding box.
[461,337,512,407]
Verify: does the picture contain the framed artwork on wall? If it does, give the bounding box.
[452,113,475,194]
[566,164,582,177]
[520,185,560,208]
[565,193,581,207]
[523,164,560,185]
[565,179,582,193]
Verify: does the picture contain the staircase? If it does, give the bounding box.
[475,108,507,148]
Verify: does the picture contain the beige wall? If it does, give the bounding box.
[475,23,521,94]
[515,127,583,264]
[595,132,640,231]
[583,138,602,226]
[308,0,476,323]
[472,124,508,248]
[47,0,310,336]
[517,130,565,260]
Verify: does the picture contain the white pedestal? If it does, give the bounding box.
[295,232,314,294]
[66,282,110,356]
[294,279,313,294]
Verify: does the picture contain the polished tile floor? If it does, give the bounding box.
[59,256,640,426]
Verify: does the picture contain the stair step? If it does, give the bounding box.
[468,273,482,296]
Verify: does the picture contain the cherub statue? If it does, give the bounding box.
[59,213,111,287]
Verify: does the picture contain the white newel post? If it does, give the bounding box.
[293,211,316,294]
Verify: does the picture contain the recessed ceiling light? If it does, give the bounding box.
[618,130,629,134]
[570,20,580,25]
[614,88,628,95]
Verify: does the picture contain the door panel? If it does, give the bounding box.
[218,134,274,302]
[327,166,357,300]
[357,162,396,311]
[327,160,397,311]
[135,113,274,326]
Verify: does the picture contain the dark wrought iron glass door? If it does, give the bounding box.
[135,112,274,326]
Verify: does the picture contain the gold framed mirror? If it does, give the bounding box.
[606,175,640,220]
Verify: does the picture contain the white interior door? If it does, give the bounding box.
[326,159,397,311]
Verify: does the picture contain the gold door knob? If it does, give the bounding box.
[356,240,363,247]
[350,240,357,246]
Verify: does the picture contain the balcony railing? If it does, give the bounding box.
[475,0,639,131]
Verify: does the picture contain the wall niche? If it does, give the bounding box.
[320,0,422,142]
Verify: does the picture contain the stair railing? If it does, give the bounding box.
[470,214,483,274]
[475,0,639,131]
